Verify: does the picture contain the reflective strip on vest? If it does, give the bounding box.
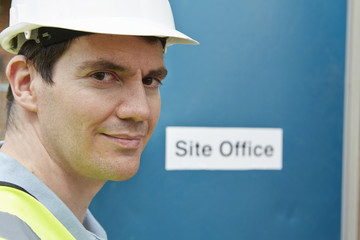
[0,186,76,240]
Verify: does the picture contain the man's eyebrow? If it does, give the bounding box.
[147,67,168,79]
[77,60,168,78]
[77,60,127,72]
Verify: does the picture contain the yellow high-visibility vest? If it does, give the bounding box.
[0,184,76,240]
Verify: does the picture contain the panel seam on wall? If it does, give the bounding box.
[342,0,360,239]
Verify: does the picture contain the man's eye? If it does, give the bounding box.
[143,77,162,88]
[90,72,114,81]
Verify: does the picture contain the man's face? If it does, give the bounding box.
[34,34,166,181]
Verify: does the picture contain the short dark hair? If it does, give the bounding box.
[6,38,74,124]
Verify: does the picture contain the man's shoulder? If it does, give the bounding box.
[0,181,40,239]
[0,211,40,240]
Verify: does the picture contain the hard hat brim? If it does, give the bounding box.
[0,19,199,54]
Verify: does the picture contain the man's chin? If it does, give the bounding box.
[108,169,140,182]
[107,159,141,182]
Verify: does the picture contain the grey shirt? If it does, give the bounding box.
[0,148,107,240]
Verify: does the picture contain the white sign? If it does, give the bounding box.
[166,127,283,170]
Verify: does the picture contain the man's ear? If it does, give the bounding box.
[6,55,38,112]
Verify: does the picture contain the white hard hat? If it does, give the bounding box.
[0,0,198,54]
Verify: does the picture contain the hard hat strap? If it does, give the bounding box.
[11,27,91,53]
[37,27,91,47]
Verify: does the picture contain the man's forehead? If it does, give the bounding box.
[65,34,163,58]
[59,35,166,75]
[75,33,165,52]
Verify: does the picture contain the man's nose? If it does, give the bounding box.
[115,78,151,122]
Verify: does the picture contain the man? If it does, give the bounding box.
[0,0,197,239]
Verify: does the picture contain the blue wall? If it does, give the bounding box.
[91,0,346,239]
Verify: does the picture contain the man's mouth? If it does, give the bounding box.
[101,133,143,149]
